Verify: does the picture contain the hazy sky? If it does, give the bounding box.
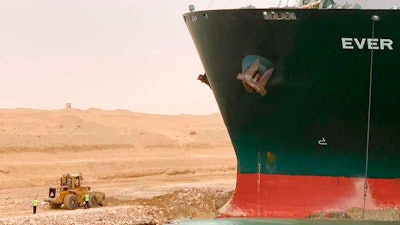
[0,0,396,114]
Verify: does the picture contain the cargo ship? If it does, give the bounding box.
[184,0,400,219]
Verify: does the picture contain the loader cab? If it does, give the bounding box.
[60,173,83,189]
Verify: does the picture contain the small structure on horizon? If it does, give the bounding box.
[66,103,72,109]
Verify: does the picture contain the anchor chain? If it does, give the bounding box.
[362,14,379,219]
[362,180,368,219]
[257,151,261,217]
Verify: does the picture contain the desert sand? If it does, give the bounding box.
[0,108,237,224]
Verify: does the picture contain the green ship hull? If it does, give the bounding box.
[184,8,400,218]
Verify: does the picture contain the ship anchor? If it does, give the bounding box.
[197,73,210,88]
[237,59,273,96]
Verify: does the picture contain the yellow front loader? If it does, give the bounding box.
[44,173,105,210]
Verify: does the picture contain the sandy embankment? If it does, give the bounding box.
[0,108,237,223]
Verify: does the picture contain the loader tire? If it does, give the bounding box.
[97,193,106,206]
[64,194,79,210]
[88,193,98,208]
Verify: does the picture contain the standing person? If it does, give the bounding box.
[84,193,90,209]
[32,197,38,214]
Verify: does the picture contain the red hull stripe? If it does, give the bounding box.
[219,174,400,218]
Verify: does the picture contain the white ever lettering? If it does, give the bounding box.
[354,38,366,49]
[381,39,394,50]
[342,38,353,49]
[341,38,393,50]
[367,38,379,50]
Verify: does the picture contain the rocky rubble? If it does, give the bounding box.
[0,205,165,225]
[133,188,233,220]
[0,188,233,225]
[307,207,400,221]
